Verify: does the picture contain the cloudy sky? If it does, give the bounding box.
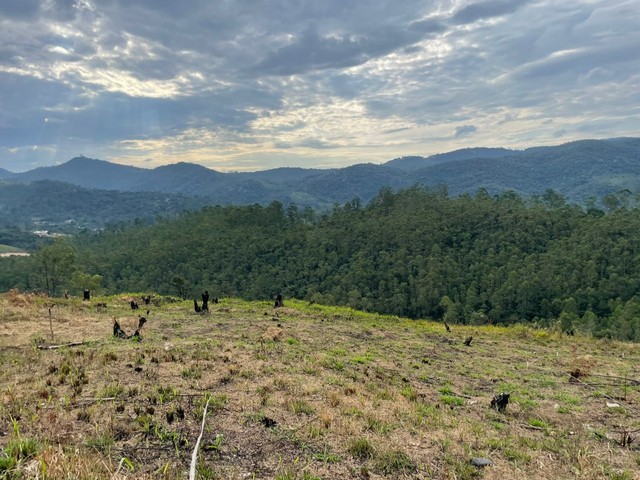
[0,0,638,172]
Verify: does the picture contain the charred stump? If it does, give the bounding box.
[274,294,284,308]
[490,392,510,412]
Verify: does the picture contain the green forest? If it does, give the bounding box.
[2,186,640,341]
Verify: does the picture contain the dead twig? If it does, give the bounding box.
[37,341,88,350]
[48,306,54,342]
[189,396,212,480]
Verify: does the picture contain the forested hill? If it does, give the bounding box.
[0,180,211,231]
[3,187,640,341]
[3,137,640,208]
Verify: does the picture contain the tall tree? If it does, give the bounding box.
[32,238,76,297]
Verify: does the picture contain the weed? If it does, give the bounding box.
[306,424,323,440]
[445,454,483,479]
[348,437,375,460]
[99,382,124,398]
[440,394,465,406]
[555,392,581,405]
[439,384,454,395]
[85,433,115,453]
[375,387,394,401]
[156,385,178,403]
[516,397,539,410]
[287,399,314,415]
[400,384,418,401]
[491,420,506,431]
[375,449,416,475]
[413,402,443,429]
[205,394,228,412]
[5,437,40,462]
[313,446,342,463]
[503,447,532,464]
[300,472,321,480]
[343,406,363,418]
[202,434,224,452]
[351,352,373,364]
[196,463,220,479]
[323,358,345,371]
[0,455,17,475]
[181,365,202,379]
[528,418,550,431]
[364,415,392,434]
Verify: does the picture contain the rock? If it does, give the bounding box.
[470,457,493,468]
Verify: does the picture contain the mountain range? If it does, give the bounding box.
[1,138,640,214]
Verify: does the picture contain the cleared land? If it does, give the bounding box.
[0,291,639,479]
[0,244,27,257]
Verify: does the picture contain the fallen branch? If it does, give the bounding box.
[583,374,640,386]
[522,424,543,431]
[74,397,117,407]
[37,341,87,350]
[189,396,212,480]
[48,307,54,342]
[568,373,639,417]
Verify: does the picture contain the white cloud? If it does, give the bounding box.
[0,0,638,172]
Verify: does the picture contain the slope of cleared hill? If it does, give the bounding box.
[0,292,638,479]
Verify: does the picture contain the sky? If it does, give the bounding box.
[0,0,639,173]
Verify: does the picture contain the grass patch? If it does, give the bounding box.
[287,399,315,415]
[348,437,375,460]
[375,449,416,475]
[181,365,202,379]
[440,394,465,407]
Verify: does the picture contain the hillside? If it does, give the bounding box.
[15,157,145,190]
[0,180,211,232]
[2,138,639,210]
[3,188,640,341]
[384,147,514,170]
[0,292,637,479]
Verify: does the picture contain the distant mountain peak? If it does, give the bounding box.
[2,137,639,206]
[385,147,516,171]
[154,162,218,172]
[0,167,15,179]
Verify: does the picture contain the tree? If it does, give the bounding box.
[72,271,102,296]
[172,275,188,299]
[542,189,565,209]
[440,295,463,324]
[32,238,76,297]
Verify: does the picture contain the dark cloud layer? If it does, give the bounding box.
[454,125,478,138]
[0,0,41,20]
[0,0,638,172]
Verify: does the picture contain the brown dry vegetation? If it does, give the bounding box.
[1,291,639,479]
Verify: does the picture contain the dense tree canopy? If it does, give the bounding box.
[2,186,640,340]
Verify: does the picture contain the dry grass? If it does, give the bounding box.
[1,292,639,479]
